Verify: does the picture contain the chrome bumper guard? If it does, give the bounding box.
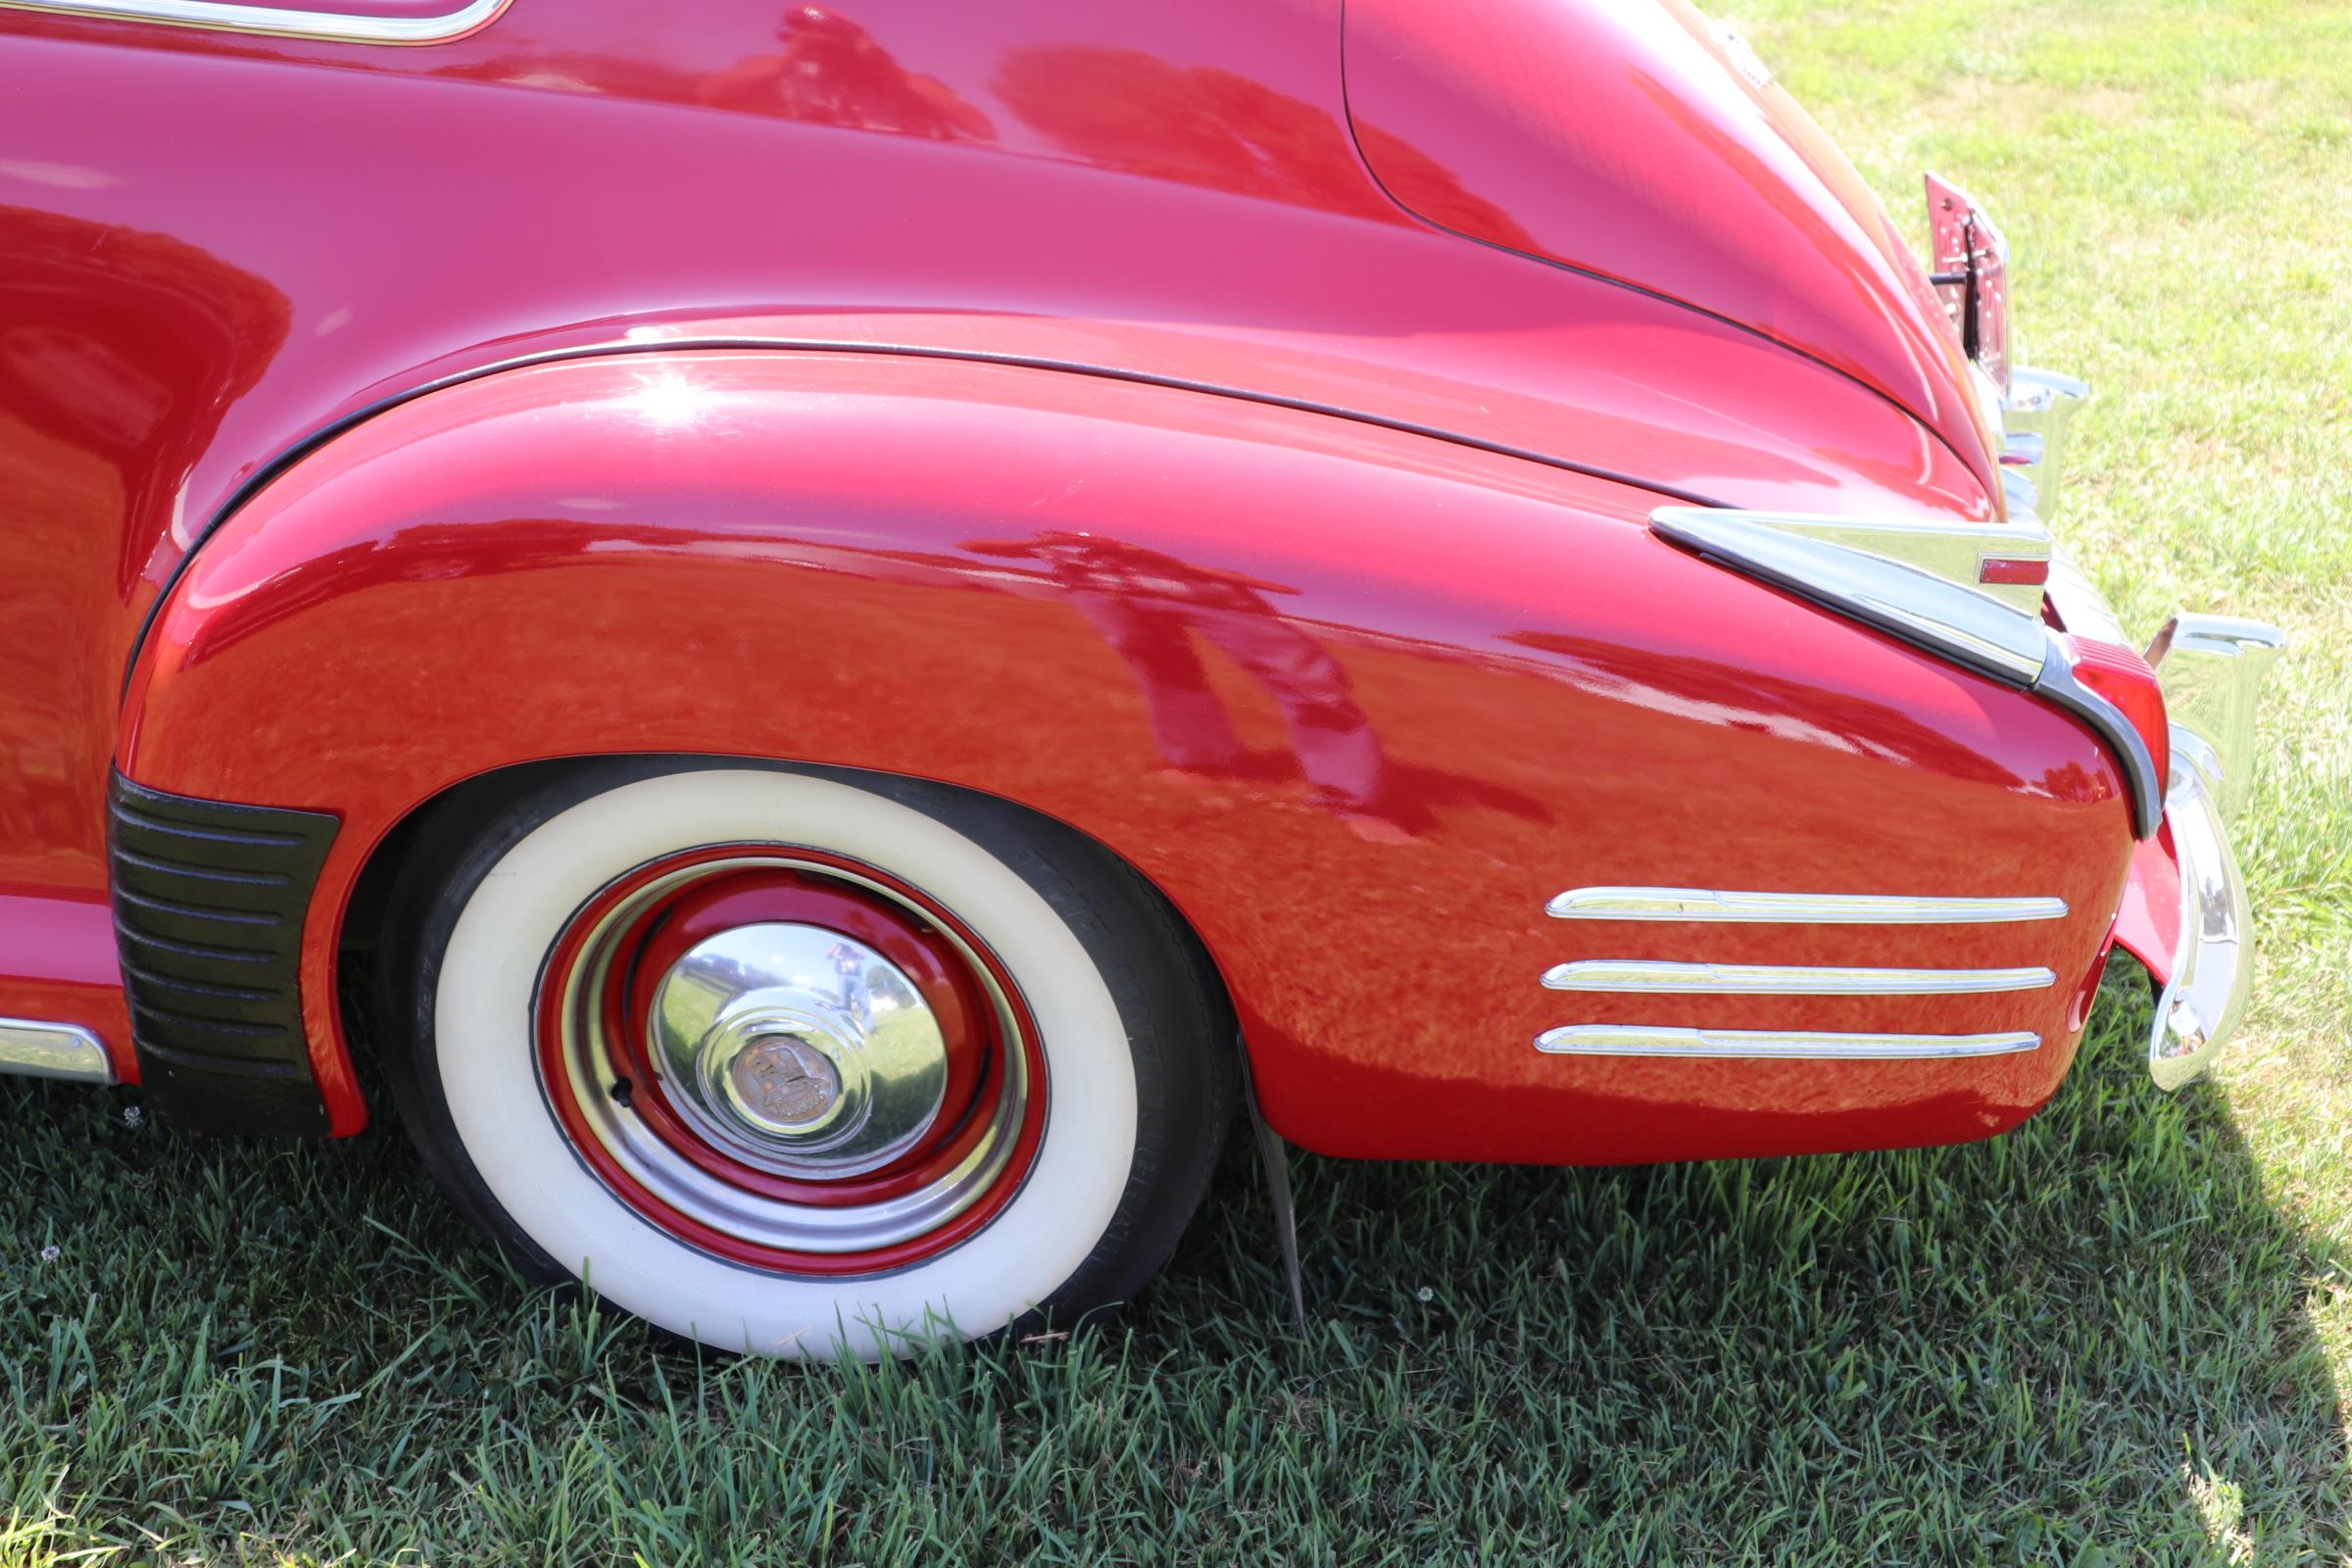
[2143,614,2287,1090]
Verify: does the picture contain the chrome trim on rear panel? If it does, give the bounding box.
[1648,508,2049,679]
[1649,506,2053,616]
[1535,1026,2040,1059]
[0,1019,115,1084]
[1545,888,2068,923]
[0,0,507,43]
[1649,507,2166,839]
[1541,960,2056,994]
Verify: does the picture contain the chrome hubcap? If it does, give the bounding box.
[649,922,950,1178]
[542,852,1038,1258]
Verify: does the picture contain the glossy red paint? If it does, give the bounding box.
[0,0,2122,1167]
[1343,0,1990,465]
[0,0,1998,941]
[117,349,2130,1160]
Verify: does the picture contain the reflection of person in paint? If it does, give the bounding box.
[965,530,1411,843]
[696,4,995,140]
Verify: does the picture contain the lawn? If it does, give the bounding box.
[7,1,2350,1561]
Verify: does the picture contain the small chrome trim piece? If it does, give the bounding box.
[0,0,507,44]
[1535,1026,2040,1059]
[1541,960,2056,995]
[1545,888,2068,923]
[2002,368,2090,521]
[0,1019,115,1084]
[2146,613,2288,824]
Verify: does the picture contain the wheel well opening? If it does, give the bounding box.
[330,755,1246,1125]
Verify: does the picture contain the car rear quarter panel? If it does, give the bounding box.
[120,350,2128,1158]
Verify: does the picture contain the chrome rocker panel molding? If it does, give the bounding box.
[1542,960,2056,994]
[2143,612,2286,1090]
[0,1018,115,1084]
[0,0,507,43]
[1535,1026,2040,1060]
[1545,887,2067,923]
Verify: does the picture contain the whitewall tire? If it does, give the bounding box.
[375,761,1235,1360]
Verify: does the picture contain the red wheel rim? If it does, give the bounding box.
[533,845,1048,1276]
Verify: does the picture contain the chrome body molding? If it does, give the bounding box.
[1545,887,2068,923]
[0,0,507,43]
[1649,505,2051,616]
[1535,1026,2040,1059]
[1649,507,2166,838]
[0,1018,115,1084]
[1542,960,2056,995]
[2142,613,2285,1090]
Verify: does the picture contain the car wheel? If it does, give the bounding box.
[374,760,1235,1359]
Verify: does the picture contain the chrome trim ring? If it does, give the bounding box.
[545,855,1032,1256]
[1535,1026,2040,1059]
[1546,888,2068,923]
[0,0,507,43]
[0,1018,114,1083]
[1542,960,2056,994]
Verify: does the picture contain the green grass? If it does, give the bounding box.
[8,1,2351,1560]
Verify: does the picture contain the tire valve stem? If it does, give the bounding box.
[610,1077,634,1107]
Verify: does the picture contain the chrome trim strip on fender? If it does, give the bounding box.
[0,0,506,44]
[1535,1026,2040,1059]
[1542,960,2056,994]
[1650,507,2050,681]
[1650,508,2054,616]
[1649,507,2166,838]
[0,1018,115,1084]
[1545,888,2068,923]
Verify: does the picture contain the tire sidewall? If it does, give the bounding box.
[395,765,1144,1360]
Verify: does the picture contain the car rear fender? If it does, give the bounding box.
[121,348,2133,1155]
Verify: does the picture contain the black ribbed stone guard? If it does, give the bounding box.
[108,772,338,1135]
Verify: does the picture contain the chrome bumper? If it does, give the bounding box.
[2143,614,2287,1090]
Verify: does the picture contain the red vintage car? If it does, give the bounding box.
[0,0,2283,1358]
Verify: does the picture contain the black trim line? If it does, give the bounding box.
[121,338,1738,697]
[109,773,339,1135]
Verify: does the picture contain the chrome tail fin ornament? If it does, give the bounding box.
[1649,506,2164,837]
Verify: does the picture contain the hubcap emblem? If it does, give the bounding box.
[728,1035,842,1130]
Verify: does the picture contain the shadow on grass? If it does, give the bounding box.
[0,964,2341,1563]
[1167,958,2348,1560]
